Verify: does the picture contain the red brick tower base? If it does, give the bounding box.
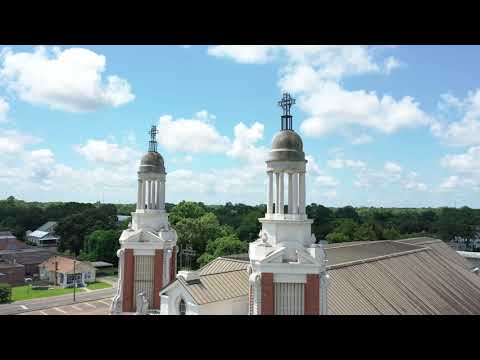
[305,274,320,315]
[153,249,164,309]
[122,249,135,313]
[261,272,274,315]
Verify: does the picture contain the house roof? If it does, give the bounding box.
[36,221,57,232]
[29,230,49,239]
[39,256,94,273]
[163,257,250,305]
[166,237,480,314]
[0,247,56,265]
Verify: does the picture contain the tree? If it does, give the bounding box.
[169,201,207,225]
[335,206,361,222]
[0,283,12,303]
[56,205,117,255]
[352,223,377,241]
[326,232,349,243]
[83,229,122,264]
[198,235,248,267]
[383,227,401,240]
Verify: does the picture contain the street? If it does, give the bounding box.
[0,287,116,315]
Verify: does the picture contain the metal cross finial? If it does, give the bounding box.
[148,125,159,152]
[278,93,296,130]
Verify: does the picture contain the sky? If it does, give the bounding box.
[0,45,479,208]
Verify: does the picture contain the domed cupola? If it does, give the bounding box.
[269,130,305,162]
[267,93,306,162]
[139,152,165,174]
[138,125,166,174]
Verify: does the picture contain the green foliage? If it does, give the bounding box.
[353,223,378,242]
[0,283,12,303]
[325,232,350,243]
[383,227,401,240]
[169,201,207,225]
[198,235,248,267]
[83,229,122,264]
[56,204,117,255]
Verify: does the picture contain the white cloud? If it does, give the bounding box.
[441,146,480,174]
[432,89,480,146]
[207,45,277,64]
[298,81,431,137]
[315,175,339,187]
[0,98,9,122]
[74,139,139,165]
[384,161,403,173]
[305,155,323,175]
[0,129,40,155]
[327,151,366,170]
[208,45,427,143]
[157,112,230,154]
[384,56,401,74]
[0,46,134,112]
[227,122,267,164]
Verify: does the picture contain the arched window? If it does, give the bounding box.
[178,298,186,315]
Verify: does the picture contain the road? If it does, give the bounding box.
[0,287,116,315]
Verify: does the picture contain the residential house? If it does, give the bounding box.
[39,256,96,288]
[26,221,60,247]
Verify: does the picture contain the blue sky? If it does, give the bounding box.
[0,45,479,207]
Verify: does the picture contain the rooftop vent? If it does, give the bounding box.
[178,270,201,284]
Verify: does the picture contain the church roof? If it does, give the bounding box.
[327,238,480,315]
[164,257,250,305]
[167,237,480,314]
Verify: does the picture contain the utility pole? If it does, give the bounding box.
[73,254,76,302]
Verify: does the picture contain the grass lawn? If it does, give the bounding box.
[86,281,112,290]
[11,285,85,302]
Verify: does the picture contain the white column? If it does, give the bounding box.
[267,171,273,214]
[146,180,151,209]
[299,172,306,214]
[140,179,145,210]
[160,180,166,210]
[157,180,162,209]
[292,173,298,214]
[150,180,154,209]
[137,179,142,210]
[275,172,280,214]
[279,172,284,214]
[153,180,158,209]
[288,173,293,214]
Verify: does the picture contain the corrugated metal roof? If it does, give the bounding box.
[165,238,480,314]
[327,239,480,315]
[36,221,57,232]
[173,258,250,305]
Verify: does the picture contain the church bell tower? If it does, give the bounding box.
[110,125,178,314]
[248,93,329,315]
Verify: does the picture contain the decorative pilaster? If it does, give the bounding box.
[261,273,274,315]
[305,274,320,315]
[160,180,166,210]
[122,249,135,313]
[153,249,164,309]
[169,246,177,284]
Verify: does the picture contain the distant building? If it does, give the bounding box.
[0,231,28,251]
[26,221,60,247]
[116,215,131,224]
[0,232,56,276]
[0,259,25,285]
[39,256,96,288]
[457,251,480,270]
